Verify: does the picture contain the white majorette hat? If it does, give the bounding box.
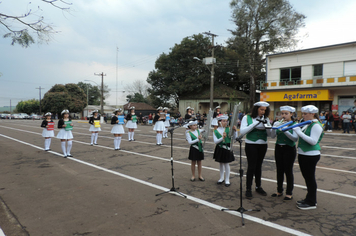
[45,112,52,116]
[186,106,191,111]
[61,109,69,115]
[92,110,99,114]
[163,107,169,111]
[217,115,229,120]
[216,106,221,109]
[157,106,163,111]
[301,105,318,114]
[129,106,135,110]
[113,108,122,113]
[254,101,270,107]
[187,120,198,127]
[280,106,295,113]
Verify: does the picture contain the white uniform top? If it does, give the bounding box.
[239,115,272,144]
[270,120,298,144]
[293,119,323,156]
[213,127,238,144]
[185,129,204,145]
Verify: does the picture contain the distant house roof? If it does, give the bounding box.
[180,83,249,100]
[123,102,156,110]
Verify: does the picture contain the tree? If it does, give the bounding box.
[1,0,72,47]
[76,82,111,106]
[41,83,86,117]
[147,34,241,108]
[126,93,146,103]
[227,0,306,108]
[16,99,40,114]
[125,80,150,98]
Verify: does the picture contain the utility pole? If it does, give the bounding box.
[203,31,218,110]
[36,86,45,115]
[94,72,106,117]
[116,47,119,108]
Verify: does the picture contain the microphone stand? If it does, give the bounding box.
[221,122,262,226]
[156,124,187,198]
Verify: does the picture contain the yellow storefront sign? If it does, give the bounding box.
[260,89,333,102]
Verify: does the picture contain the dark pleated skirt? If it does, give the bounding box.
[213,145,235,163]
[188,146,204,161]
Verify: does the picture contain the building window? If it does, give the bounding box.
[344,60,356,76]
[313,64,323,77]
[280,67,301,82]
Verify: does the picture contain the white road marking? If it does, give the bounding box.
[0,228,5,236]
[0,133,312,236]
[322,146,356,150]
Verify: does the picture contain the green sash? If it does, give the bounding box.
[246,115,267,141]
[132,115,137,123]
[189,130,203,152]
[298,121,324,152]
[214,127,231,150]
[276,121,296,147]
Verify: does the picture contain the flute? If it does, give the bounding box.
[281,120,312,132]
[272,120,293,130]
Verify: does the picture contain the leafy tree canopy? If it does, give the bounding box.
[16,99,40,114]
[147,34,243,108]
[227,0,306,108]
[1,0,72,47]
[41,83,86,117]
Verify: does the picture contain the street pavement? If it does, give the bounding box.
[0,119,355,236]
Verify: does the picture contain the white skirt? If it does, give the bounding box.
[164,120,170,127]
[153,121,165,131]
[126,120,137,129]
[89,125,101,132]
[42,128,54,138]
[111,124,125,134]
[56,129,74,139]
[211,118,218,127]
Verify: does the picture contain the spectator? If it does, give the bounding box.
[347,99,356,115]
[340,111,346,131]
[333,112,340,130]
[177,111,181,118]
[138,113,143,124]
[103,114,107,124]
[203,111,207,118]
[319,112,326,128]
[342,111,352,133]
[352,113,356,133]
[325,111,334,132]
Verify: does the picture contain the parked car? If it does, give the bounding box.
[18,113,29,119]
[0,114,9,119]
[29,114,42,120]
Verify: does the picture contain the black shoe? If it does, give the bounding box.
[64,155,67,158]
[245,190,253,199]
[271,193,283,197]
[225,183,231,187]
[132,139,135,141]
[67,154,73,157]
[283,196,293,201]
[217,180,224,185]
[255,187,267,196]
[94,143,98,145]
[296,199,306,205]
[297,203,316,210]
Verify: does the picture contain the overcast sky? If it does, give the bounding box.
[1,0,356,109]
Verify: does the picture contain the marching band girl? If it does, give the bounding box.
[126,106,137,141]
[111,108,125,150]
[88,110,101,145]
[213,115,237,187]
[239,102,272,199]
[163,107,170,138]
[293,105,323,210]
[186,120,205,182]
[153,107,165,145]
[211,105,221,129]
[270,106,298,200]
[56,109,74,158]
[41,112,54,151]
